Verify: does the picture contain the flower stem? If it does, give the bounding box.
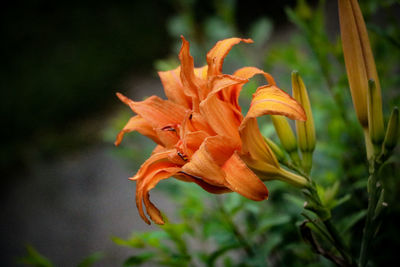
[358,159,383,267]
[303,182,355,266]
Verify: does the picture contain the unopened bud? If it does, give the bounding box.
[264,137,287,163]
[367,80,384,155]
[292,71,315,173]
[381,107,399,159]
[338,0,382,129]
[271,115,301,165]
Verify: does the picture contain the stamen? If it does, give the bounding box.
[177,151,188,162]
[161,125,176,132]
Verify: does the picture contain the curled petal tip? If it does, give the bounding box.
[116,92,131,104]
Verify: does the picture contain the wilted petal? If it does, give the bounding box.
[222,152,269,201]
[116,93,187,129]
[115,115,160,146]
[206,38,254,77]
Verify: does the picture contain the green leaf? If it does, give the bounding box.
[338,210,367,233]
[123,253,155,266]
[77,252,104,267]
[206,243,241,266]
[111,236,145,248]
[18,244,54,267]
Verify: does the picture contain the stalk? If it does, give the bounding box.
[358,160,383,267]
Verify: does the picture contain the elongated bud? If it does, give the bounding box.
[338,0,382,129]
[271,115,301,165]
[264,137,287,163]
[367,80,385,155]
[292,71,315,173]
[381,107,399,159]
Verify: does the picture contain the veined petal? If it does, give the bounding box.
[180,130,209,157]
[179,36,204,107]
[176,172,232,194]
[137,165,181,224]
[207,74,248,102]
[200,94,242,145]
[239,118,278,166]
[155,127,180,149]
[158,66,191,108]
[131,150,173,181]
[181,135,235,186]
[244,85,306,122]
[115,115,160,146]
[194,65,208,80]
[206,38,254,77]
[233,66,276,85]
[224,67,276,115]
[116,93,187,129]
[222,152,269,201]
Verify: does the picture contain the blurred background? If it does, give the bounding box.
[1,0,399,266]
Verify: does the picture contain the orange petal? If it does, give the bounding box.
[155,126,180,149]
[239,118,278,166]
[181,135,235,187]
[131,150,173,181]
[136,165,180,224]
[115,115,160,146]
[243,85,306,123]
[194,65,208,80]
[233,66,276,85]
[158,66,191,109]
[206,38,254,77]
[207,74,248,100]
[177,171,232,194]
[199,94,241,145]
[222,152,269,201]
[179,36,203,107]
[180,130,209,157]
[116,93,187,129]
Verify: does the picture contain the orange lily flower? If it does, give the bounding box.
[116,36,307,225]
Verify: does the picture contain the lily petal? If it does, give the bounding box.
[206,38,254,77]
[239,118,278,167]
[222,152,269,201]
[137,165,181,224]
[116,93,187,129]
[200,94,242,145]
[194,65,209,80]
[179,36,205,108]
[176,172,232,194]
[181,135,235,186]
[158,66,191,109]
[115,115,160,146]
[244,85,306,123]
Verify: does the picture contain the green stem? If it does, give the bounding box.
[358,160,382,267]
[217,198,255,257]
[304,182,355,266]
